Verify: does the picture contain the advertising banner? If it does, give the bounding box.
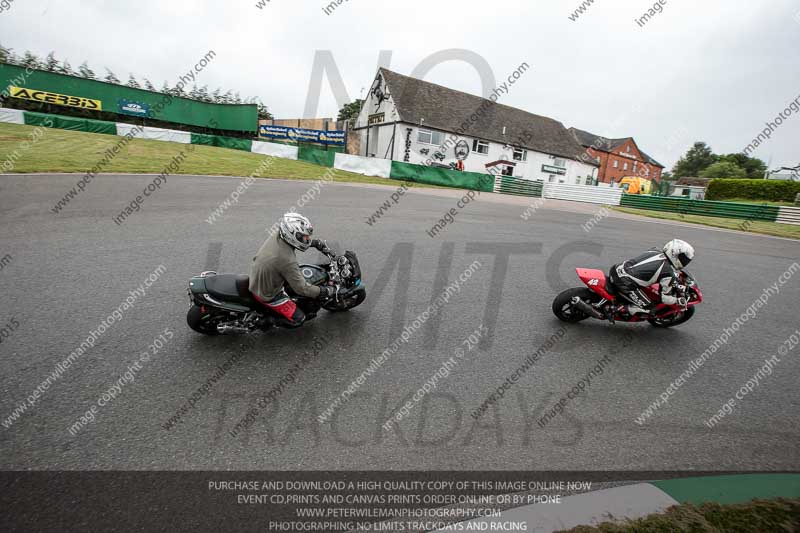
[117,99,151,117]
[9,85,102,110]
[259,124,345,146]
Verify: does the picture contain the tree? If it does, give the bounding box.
[232,92,242,105]
[21,50,41,70]
[126,74,141,89]
[719,153,767,179]
[337,99,364,124]
[78,61,96,79]
[0,43,11,63]
[189,84,200,100]
[197,85,210,102]
[211,88,222,103]
[160,81,170,94]
[103,68,121,84]
[59,59,74,76]
[672,142,718,178]
[44,52,59,71]
[143,78,156,92]
[257,103,273,120]
[699,161,747,180]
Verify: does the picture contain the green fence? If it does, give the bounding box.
[620,195,780,222]
[493,176,543,197]
[1,63,257,132]
[389,162,494,192]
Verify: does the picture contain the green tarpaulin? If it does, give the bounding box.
[23,111,117,135]
[1,63,257,132]
[297,146,336,167]
[390,161,494,192]
[190,133,252,152]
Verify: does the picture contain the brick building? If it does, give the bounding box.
[569,128,664,185]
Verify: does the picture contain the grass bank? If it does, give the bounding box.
[612,206,800,240]
[0,122,439,189]
[559,498,799,532]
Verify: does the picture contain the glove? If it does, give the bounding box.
[317,286,334,300]
[310,239,330,254]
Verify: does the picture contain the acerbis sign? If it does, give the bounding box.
[8,86,102,110]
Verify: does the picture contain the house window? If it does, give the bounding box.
[553,157,566,168]
[513,148,527,162]
[626,145,632,153]
[473,139,489,155]
[585,176,594,185]
[623,162,629,171]
[501,165,514,176]
[418,129,443,145]
[613,160,619,169]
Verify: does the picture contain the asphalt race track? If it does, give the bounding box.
[1,173,798,471]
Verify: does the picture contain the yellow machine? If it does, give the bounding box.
[618,176,652,195]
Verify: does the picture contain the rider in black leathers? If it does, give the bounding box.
[609,239,695,316]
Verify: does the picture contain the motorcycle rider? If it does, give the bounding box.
[609,239,695,316]
[249,212,336,328]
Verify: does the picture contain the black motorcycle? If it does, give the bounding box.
[186,246,366,335]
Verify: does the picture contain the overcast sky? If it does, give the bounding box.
[2,0,798,170]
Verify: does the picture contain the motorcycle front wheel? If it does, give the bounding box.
[648,306,696,328]
[323,287,367,312]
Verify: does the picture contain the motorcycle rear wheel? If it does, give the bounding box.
[187,305,224,335]
[552,287,601,323]
[648,306,695,328]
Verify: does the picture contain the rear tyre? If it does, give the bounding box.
[552,287,601,323]
[648,306,696,328]
[323,287,367,312]
[187,305,223,335]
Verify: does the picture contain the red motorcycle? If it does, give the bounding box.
[552,268,703,328]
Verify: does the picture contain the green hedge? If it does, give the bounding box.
[706,179,800,202]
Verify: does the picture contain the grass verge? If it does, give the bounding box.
[612,206,800,240]
[0,122,441,189]
[558,498,799,532]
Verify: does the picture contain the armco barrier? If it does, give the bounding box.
[620,195,779,222]
[389,161,494,192]
[24,111,117,135]
[543,183,623,205]
[0,108,24,124]
[493,176,543,197]
[777,206,800,225]
[190,133,251,151]
[334,153,391,178]
[117,123,191,144]
[298,146,336,167]
[251,140,298,160]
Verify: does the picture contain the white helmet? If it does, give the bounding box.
[278,212,313,251]
[663,239,694,269]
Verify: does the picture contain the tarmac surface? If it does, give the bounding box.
[1,173,798,471]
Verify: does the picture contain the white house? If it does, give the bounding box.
[352,68,599,184]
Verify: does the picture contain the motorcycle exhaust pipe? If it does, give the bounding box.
[571,297,604,319]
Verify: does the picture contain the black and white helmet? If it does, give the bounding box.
[278,212,313,251]
[663,239,694,269]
